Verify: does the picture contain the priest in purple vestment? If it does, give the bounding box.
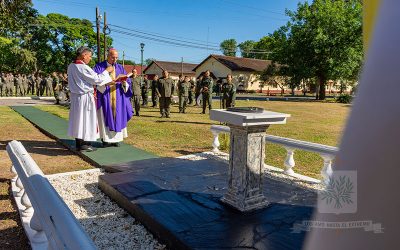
[93,48,133,147]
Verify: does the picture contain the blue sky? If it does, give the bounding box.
[32,0,303,64]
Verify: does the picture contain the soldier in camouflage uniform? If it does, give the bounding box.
[188,78,195,105]
[178,76,190,113]
[141,74,150,106]
[44,75,53,96]
[156,70,174,118]
[0,73,4,97]
[194,75,203,106]
[130,69,141,116]
[221,74,236,109]
[36,74,43,96]
[151,74,159,107]
[22,74,29,96]
[52,72,62,104]
[27,74,35,95]
[200,70,214,114]
[14,74,24,96]
[59,72,69,102]
[5,73,14,96]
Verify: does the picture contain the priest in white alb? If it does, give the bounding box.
[67,46,114,152]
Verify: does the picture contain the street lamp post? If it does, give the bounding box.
[140,43,145,106]
[140,43,145,78]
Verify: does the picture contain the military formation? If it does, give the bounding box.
[0,69,236,118]
[0,72,67,103]
[126,69,236,118]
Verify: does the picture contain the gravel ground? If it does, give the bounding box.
[47,169,166,250]
[45,152,322,250]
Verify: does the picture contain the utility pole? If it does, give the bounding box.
[122,51,125,67]
[181,57,183,76]
[103,11,107,61]
[96,7,101,63]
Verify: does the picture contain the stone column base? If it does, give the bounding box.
[220,124,270,212]
[221,192,269,212]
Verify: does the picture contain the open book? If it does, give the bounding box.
[115,72,133,82]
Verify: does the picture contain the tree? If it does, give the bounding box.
[278,0,363,100]
[0,37,36,73]
[260,63,291,96]
[0,0,37,73]
[30,13,113,73]
[0,0,37,39]
[253,36,275,60]
[220,39,237,56]
[238,40,256,58]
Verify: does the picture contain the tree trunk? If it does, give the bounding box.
[318,74,326,100]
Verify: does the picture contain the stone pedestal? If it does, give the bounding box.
[210,109,290,212]
[221,125,270,211]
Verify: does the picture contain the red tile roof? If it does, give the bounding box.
[123,64,146,75]
[144,60,197,75]
[193,54,272,72]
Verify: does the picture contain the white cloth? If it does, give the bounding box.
[97,107,128,143]
[67,62,112,141]
[96,78,130,143]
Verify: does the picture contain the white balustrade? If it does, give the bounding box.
[15,177,24,196]
[11,165,17,182]
[21,191,34,217]
[211,125,339,183]
[283,147,296,175]
[7,140,96,250]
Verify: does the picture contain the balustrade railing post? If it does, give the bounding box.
[283,147,296,175]
[211,130,221,153]
[11,165,17,182]
[320,154,334,183]
[15,177,24,197]
[21,191,34,217]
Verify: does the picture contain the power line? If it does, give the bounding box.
[109,24,273,54]
[36,0,289,23]
[29,21,273,55]
[95,20,221,47]
[109,24,221,49]
[35,0,274,54]
[111,28,222,51]
[219,0,286,16]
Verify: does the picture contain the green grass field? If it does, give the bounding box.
[36,100,350,179]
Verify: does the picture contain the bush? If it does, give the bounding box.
[336,94,352,104]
